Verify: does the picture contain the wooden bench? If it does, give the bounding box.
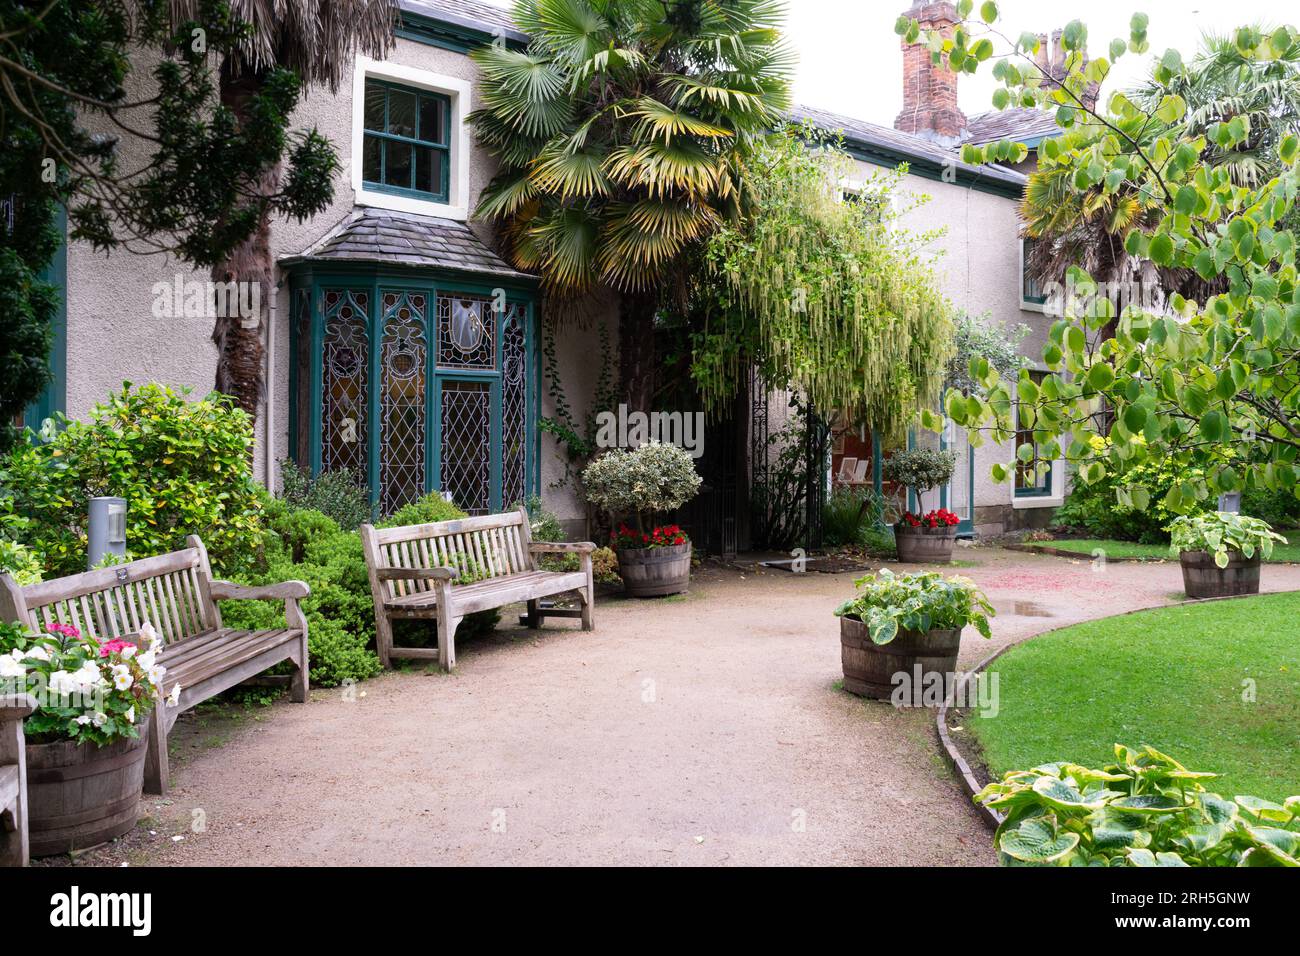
[361,506,596,671]
[0,536,309,795]
[0,693,36,866]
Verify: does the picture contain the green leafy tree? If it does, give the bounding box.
[0,1,367,444]
[900,6,1300,515]
[468,0,793,412]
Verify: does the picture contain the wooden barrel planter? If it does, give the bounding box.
[26,731,147,856]
[618,543,691,597]
[840,615,961,701]
[1179,549,1261,599]
[894,524,957,564]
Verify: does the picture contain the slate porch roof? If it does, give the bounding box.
[965,108,1061,147]
[280,206,535,281]
[399,0,528,44]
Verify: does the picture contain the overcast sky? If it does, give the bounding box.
[483,0,1290,126]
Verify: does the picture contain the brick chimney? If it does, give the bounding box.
[1033,28,1100,111]
[895,1,967,145]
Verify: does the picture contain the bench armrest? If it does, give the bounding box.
[528,541,597,554]
[0,693,38,722]
[210,580,311,601]
[375,567,458,582]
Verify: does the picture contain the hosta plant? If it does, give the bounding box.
[834,569,994,645]
[1167,511,1288,567]
[977,744,1300,867]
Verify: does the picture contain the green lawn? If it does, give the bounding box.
[1038,537,1300,563]
[970,592,1300,802]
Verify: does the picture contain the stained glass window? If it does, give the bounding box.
[501,306,528,508]
[321,290,370,484]
[437,294,495,369]
[440,380,491,515]
[379,291,428,514]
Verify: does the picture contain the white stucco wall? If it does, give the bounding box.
[61,36,615,527]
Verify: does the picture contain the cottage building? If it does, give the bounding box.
[22,0,1074,542]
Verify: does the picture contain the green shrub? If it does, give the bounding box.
[1052,454,1212,544]
[1242,485,1300,529]
[379,492,467,528]
[2,383,263,577]
[822,486,885,547]
[0,538,42,585]
[279,460,373,530]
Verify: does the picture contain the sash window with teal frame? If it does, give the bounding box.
[288,265,540,516]
[20,204,67,430]
[902,398,976,536]
[1014,370,1053,497]
[361,79,452,202]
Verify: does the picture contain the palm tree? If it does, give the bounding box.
[173,0,399,419]
[468,0,793,412]
[1133,27,1300,188]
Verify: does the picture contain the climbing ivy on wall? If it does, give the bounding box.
[691,126,957,444]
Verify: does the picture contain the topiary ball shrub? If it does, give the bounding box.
[582,441,702,529]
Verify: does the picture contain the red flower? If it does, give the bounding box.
[99,638,134,658]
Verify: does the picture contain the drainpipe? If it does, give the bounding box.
[264,282,276,490]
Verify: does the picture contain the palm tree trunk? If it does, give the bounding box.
[618,290,657,415]
[211,65,277,421]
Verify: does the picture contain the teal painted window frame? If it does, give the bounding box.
[1021,235,1047,306]
[361,79,452,202]
[1014,371,1053,498]
[22,205,67,430]
[287,264,541,515]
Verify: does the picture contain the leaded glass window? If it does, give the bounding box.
[437,294,495,369]
[321,290,370,483]
[501,307,528,508]
[379,291,427,513]
[440,380,491,515]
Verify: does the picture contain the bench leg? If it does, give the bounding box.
[580,553,595,631]
[144,705,170,796]
[290,631,309,703]
[525,599,541,628]
[376,611,397,669]
[0,718,27,866]
[436,607,460,672]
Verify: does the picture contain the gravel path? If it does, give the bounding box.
[61,547,1300,867]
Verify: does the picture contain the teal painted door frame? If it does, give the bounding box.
[287,264,540,515]
[22,206,67,429]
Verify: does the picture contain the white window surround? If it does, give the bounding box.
[351,57,472,220]
[1010,369,1066,509]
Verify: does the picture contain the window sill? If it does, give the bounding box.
[1012,492,1063,509]
[355,187,467,221]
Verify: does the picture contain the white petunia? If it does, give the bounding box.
[138,622,158,649]
[119,644,137,660]
[136,649,156,670]
[113,671,133,691]
[124,706,135,724]
[75,715,93,725]
[147,665,166,688]
[0,653,26,679]
[92,711,108,728]
[167,683,182,707]
[23,645,50,662]
[49,670,79,695]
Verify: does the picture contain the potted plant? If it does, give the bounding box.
[881,448,959,563]
[1167,511,1288,599]
[582,442,703,597]
[0,619,175,855]
[834,569,993,700]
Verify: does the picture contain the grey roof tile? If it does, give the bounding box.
[282,206,535,281]
[965,108,1061,146]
